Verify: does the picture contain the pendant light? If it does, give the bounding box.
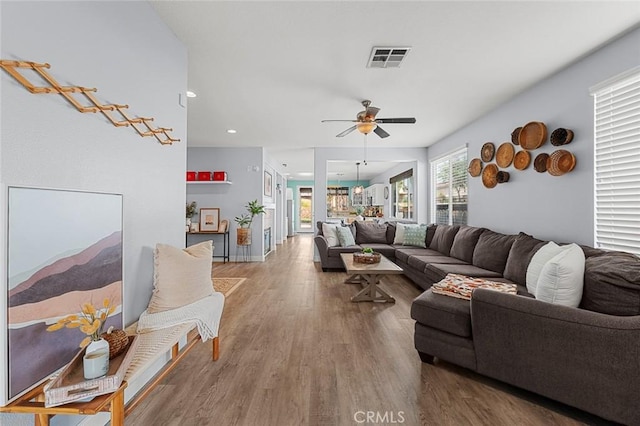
[353,162,364,195]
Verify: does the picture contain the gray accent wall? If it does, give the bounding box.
[427,27,640,245]
[187,147,266,260]
[1,1,186,422]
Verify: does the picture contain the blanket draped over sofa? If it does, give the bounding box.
[314,221,640,425]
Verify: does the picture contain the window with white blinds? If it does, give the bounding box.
[591,68,640,255]
[431,147,468,225]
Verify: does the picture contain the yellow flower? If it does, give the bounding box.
[103,298,110,308]
[79,336,92,348]
[82,303,96,315]
[46,322,65,332]
[66,322,82,328]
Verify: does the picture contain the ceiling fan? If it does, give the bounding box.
[321,100,416,139]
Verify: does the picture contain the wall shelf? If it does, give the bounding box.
[186,181,232,185]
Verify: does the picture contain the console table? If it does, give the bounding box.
[186,231,230,263]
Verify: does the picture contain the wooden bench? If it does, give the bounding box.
[0,324,219,425]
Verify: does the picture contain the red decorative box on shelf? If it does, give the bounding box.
[212,171,227,181]
[186,171,196,181]
[197,171,212,181]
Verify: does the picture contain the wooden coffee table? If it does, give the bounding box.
[340,253,404,303]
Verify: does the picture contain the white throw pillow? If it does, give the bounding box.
[535,243,585,307]
[393,223,407,244]
[147,241,214,314]
[526,241,562,295]
[322,223,340,247]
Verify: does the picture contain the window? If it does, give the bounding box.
[326,186,350,217]
[390,169,413,219]
[591,68,640,255]
[431,147,468,225]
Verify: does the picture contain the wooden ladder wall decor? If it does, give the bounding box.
[0,60,180,145]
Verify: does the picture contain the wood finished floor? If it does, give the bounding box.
[126,234,612,426]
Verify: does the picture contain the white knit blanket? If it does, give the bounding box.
[136,292,225,342]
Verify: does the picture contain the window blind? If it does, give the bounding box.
[592,69,640,254]
[431,147,468,225]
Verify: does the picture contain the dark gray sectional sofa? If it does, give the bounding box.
[314,220,640,425]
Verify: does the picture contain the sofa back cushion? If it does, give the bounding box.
[503,232,546,286]
[472,230,516,274]
[580,250,640,315]
[450,226,485,263]
[386,223,396,244]
[428,225,460,256]
[355,221,388,244]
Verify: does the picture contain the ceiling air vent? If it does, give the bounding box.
[367,46,411,68]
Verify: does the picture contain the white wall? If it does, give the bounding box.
[1,1,186,423]
[427,27,640,245]
[187,147,265,260]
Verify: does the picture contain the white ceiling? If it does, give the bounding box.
[151,1,640,180]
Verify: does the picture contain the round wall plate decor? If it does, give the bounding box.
[468,158,483,177]
[513,150,531,170]
[481,142,495,162]
[496,143,515,168]
[519,121,547,150]
[482,164,498,188]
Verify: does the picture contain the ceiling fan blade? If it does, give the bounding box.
[336,125,357,137]
[365,106,380,119]
[321,119,357,123]
[373,126,390,139]
[375,117,416,124]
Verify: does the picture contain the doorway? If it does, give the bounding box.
[297,186,313,233]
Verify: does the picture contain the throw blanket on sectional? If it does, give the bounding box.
[137,292,225,342]
[432,273,517,300]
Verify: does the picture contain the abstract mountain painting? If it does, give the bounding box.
[5,187,123,402]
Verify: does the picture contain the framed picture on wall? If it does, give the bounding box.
[199,208,220,232]
[5,186,123,404]
[264,171,272,197]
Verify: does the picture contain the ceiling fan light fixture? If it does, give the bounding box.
[357,122,377,135]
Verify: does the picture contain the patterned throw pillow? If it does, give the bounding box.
[403,225,427,248]
[336,226,356,247]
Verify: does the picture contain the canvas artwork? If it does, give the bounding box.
[5,187,123,401]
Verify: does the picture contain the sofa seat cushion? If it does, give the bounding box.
[360,243,396,259]
[411,289,472,337]
[425,263,503,283]
[395,247,441,262]
[407,255,467,272]
[327,246,361,257]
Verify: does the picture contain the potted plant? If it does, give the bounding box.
[186,201,197,231]
[234,199,265,245]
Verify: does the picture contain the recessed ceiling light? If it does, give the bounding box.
[298,172,313,176]
[226,129,237,134]
[186,91,197,98]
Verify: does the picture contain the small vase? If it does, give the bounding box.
[186,218,192,232]
[83,338,109,380]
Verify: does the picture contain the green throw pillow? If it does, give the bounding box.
[336,226,356,247]
[403,225,427,248]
